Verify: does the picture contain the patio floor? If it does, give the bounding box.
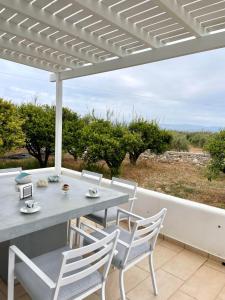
[1,235,225,300]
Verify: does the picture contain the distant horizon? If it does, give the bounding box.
[1,47,225,129]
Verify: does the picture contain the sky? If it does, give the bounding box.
[0,47,225,129]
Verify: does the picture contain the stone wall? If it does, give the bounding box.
[142,150,210,166]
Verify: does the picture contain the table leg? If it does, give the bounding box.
[103,209,108,228]
[74,217,81,247]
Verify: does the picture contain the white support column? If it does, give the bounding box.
[55,73,63,175]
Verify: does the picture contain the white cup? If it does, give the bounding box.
[25,200,38,211]
[88,187,98,196]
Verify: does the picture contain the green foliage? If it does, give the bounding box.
[79,119,141,177]
[19,104,55,167]
[62,107,84,160]
[0,99,24,155]
[0,157,53,170]
[186,132,212,148]
[128,119,172,165]
[171,132,189,152]
[205,130,225,180]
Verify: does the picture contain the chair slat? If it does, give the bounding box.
[64,231,116,259]
[137,208,167,227]
[135,218,162,238]
[81,170,102,186]
[111,177,137,199]
[132,227,158,248]
[61,255,109,286]
[0,167,22,174]
[135,224,153,237]
[64,242,113,273]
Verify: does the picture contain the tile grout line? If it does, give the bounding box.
[205,259,225,275]
[168,288,198,300]
[167,259,214,299]
[125,271,151,296]
[213,280,225,300]
[136,244,183,273]
[125,269,151,295]
[160,256,211,300]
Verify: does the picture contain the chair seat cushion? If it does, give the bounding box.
[15,246,102,300]
[85,225,150,269]
[86,207,127,224]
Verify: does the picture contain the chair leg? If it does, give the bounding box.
[119,269,126,300]
[67,219,71,244]
[128,217,131,231]
[100,282,106,300]
[8,248,15,300]
[149,253,158,296]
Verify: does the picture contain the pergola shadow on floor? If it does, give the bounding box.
[1,232,225,300]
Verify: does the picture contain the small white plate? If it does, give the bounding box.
[20,206,41,214]
[85,193,100,198]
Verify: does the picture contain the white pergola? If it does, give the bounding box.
[0,0,225,173]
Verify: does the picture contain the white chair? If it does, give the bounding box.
[80,169,103,186]
[0,167,22,174]
[82,208,167,300]
[85,177,138,229]
[68,169,103,243]
[8,226,120,300]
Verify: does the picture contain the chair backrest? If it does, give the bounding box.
[110,177,137,200]
[53,229,120,300]
[80,170,103,186]
[0,167,22,174]
[123,208,167,267]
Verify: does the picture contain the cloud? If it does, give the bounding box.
[0,47,225,127]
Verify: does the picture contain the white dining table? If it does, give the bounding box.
[0,171,129,281]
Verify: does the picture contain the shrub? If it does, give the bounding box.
[187,132,212,148]
[171,132,189,152]
[204,130,225,180]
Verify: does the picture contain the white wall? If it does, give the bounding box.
[62,168,225,259]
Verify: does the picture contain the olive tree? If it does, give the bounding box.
[19,104,55,167]
[80,119,141,177]
[0,98,24,155]
[128,119,172,165]
[62,108,84,160]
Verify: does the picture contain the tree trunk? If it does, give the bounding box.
[129,152,140,165]
[106,160,122,178]
[110,166,120,178]
[68,150,78,161]
[26,142,49,168]
[37,157,46,168]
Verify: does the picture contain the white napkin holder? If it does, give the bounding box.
[18,183,33,200]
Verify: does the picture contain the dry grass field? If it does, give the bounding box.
[63,155,225,209]
[1,150,224,209]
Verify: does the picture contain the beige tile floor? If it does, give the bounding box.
[1,236,225,300]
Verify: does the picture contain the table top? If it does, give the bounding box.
[0,172,129,242]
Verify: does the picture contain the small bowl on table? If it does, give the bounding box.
[48,175,60,183]
[15,172,32,185]
[62,184,70,194]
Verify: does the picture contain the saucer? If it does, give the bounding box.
[85,193,100,198]
[20,206,41,214]
[48,175,60,183]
